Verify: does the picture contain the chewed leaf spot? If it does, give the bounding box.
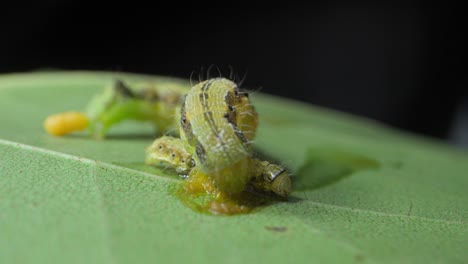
[293,148,380,191]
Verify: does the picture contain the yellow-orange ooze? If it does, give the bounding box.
[43,111,89,136]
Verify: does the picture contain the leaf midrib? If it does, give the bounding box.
[2,138,464,226]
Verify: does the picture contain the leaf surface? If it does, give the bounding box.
[1,72,467,264]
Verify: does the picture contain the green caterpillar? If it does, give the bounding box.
[85,80,185,138]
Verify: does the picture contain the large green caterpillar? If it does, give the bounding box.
[44,77,291,215]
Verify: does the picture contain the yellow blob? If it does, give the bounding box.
[181,168,255,215]
[207,199,252,215]
[183,168,218,195]
[43,111,89,136]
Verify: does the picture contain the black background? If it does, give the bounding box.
[1,2,465,141]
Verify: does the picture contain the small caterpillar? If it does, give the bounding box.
[44,77,291,214]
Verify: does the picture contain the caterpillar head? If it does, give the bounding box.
[145,136,195,174]
[253,160,291,198]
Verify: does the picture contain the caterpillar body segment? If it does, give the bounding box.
[179,78,257,194]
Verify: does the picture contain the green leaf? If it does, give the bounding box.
[1,71,467,264]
